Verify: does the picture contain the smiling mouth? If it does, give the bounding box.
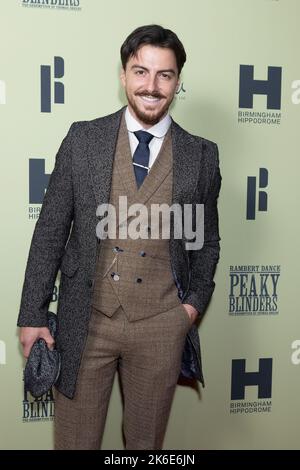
[138,95,162,103]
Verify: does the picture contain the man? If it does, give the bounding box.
[18,24,221,449]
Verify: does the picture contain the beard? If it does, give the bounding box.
[126,90,173,126]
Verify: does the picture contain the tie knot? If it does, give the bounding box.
[134,130,154,145]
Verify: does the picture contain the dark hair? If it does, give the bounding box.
[120,24,186,76]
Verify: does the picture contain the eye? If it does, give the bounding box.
[160,73,171,80]
[135,70,145,75]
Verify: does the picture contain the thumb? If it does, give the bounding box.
[41,331,55,350]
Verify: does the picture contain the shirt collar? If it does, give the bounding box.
[125,105,171,138]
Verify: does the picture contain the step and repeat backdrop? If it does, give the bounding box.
[0,0,299,450]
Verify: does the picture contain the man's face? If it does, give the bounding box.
[120,44,180,128]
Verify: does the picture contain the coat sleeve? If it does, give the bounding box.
[17,123,76,327]
[183,142,221,317]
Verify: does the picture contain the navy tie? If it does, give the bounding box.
[133,130,154,188]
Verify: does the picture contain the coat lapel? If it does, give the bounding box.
[86,106,126,209]
[171,119,202,206]
[114,111,138,203]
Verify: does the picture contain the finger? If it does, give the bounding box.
[44,336,55,350]
[23,344,31,359]
[47,341,55,351]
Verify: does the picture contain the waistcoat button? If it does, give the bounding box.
[136,278,142,283]
[113,246,123,253]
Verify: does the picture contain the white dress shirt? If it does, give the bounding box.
[124,106,172,171]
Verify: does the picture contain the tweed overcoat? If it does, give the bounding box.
[17,106,221,398]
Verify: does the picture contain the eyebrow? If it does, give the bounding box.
[131,65,176,75]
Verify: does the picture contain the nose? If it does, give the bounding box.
[146,74,158,94]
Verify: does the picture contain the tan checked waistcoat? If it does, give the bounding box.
[91,113,182,321]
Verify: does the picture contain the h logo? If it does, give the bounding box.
[231,358,273,400]
[41,56,64,113]
[0,80,6,104]
[239,65,282,109]
[246,168,268,220]
[29,159,50,204]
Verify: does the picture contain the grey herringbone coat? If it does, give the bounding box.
[17,106,221,398]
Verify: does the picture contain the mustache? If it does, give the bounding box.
[136,91,165,99]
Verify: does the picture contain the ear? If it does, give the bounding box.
[176,78,181,92]
[120,68,126,88]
